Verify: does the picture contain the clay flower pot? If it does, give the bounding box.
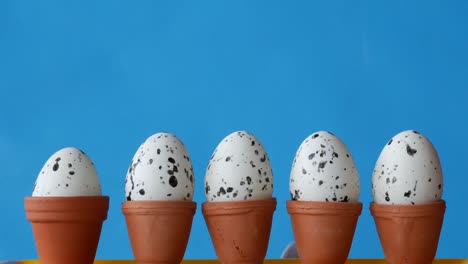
[122,200,196,264]
[286,200,362,264]
[370,200,446,264]
[202,198,277,264]
[24,196,109,264]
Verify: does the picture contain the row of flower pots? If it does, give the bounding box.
[24,129,446,264]
[24,196,445,264]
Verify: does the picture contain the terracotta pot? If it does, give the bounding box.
[24,196,109,264]
[122,200,196,264]
[370,200,446,264]
[286,200,362,264]
[202,198,276,264]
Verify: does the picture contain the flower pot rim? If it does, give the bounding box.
[287,200,363,216]
[24,196,109,210]
[25,196,109,222]
[122,200,197,215]
[370,199,446,216]
[370,199,445,207]
[122,200,196,207]
[25,195,109,200]
[202,198,276,215]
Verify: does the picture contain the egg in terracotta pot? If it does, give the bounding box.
[125,133,194,201]
[204,131,273,202]
[289,131,360,202]
[372,130,443,205]
[32,147,102,196]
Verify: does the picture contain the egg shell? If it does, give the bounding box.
[204,131,273,202]
[289,131,360,202]
[32,147,102,197]
[372,130,443,205]
[125,133,194,201]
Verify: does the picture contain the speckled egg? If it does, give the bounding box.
[32,147,102,197]
[289,131,360,202]
[372,130,443,205]
[125,133,194,201]
[204,131,273,202]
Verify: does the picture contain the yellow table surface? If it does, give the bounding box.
[17,260,468,264]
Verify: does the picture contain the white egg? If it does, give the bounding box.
[32,147,102,197]
[372,130,443,205]
[125,133,194,201]
[289,131,360,202]
[204,131,273,202]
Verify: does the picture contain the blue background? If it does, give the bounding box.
[1,0,467,260]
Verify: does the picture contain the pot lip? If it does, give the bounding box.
[286,200,363,215]
[122,199,197,209]
[370,199,446,216]
[202,197,277,212]
[25,195,109,200]
[24,196,109,212]
[370,199,445,208]
[287,200,362,206]
[202,197,276,206]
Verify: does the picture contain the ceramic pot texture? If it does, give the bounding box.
[370,200,446,264]
[287,200,362,264]
[202,198,277,264]
[25,196,109,264]
[122,200,197,264]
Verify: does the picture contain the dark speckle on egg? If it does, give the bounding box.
[217,187,226,196]
[169,176,178,187]
[291,189,300,200]
[406,144,417,156]
[318,161,327,171]
[246,176,252,185]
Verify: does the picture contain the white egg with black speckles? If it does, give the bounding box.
[372,130,443,205]
[289,131,360,202]
[125,133,194,201]
[204,131,273,202]
[32,147,102,197]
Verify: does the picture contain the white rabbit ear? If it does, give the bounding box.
[281,241,298,259]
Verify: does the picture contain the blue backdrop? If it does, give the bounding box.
[1,0,467,260]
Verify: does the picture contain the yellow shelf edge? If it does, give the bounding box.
[16,259,468,264]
